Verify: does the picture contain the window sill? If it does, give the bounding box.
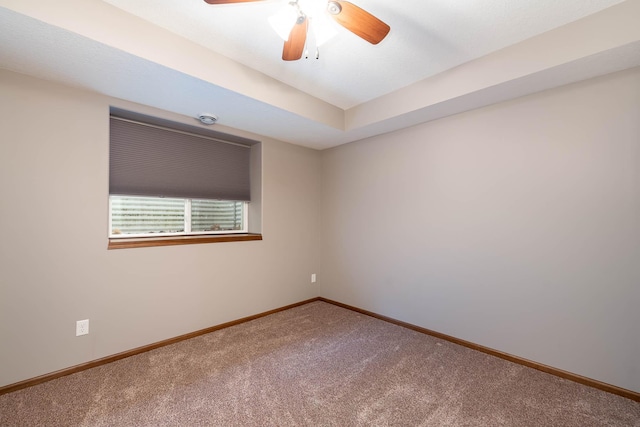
[108,233,262,250]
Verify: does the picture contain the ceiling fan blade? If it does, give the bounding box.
[282,17,308,61]
[204,0,265,4]
[328,1,390,44]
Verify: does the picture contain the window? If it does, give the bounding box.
[108,109,261,248]
[109,196,246,237]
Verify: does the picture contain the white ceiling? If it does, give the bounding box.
[1,0,639,149]
[101,0,625,109]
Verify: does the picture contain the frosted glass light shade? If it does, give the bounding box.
[312,14,337,46]
[269,6,298,41]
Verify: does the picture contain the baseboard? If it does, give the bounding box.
[4,296,638,403]
[318,297,640,402]
[0,297,321,396]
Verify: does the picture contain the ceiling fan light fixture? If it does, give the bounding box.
[203,0,390,59]
[311,14,338,46]
[268,5,299,41]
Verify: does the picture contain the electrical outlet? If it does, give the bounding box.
[311,273,317,283]
[76,319,89,336]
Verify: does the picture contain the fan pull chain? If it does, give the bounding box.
[304,48,320,60]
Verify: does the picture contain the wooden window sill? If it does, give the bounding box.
[108,233,262,250]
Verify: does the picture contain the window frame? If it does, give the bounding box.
[107,232,262,250]
[108,195,249,239]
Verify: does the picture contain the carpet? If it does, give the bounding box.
[1,301,638,426]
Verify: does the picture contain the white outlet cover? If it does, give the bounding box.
[76,319,89,336]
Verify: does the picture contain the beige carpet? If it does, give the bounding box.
[1,301,638,426]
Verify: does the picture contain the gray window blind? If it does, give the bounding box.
[109,117,251,201]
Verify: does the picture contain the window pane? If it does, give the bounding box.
[191,199,244,232]
[111,196,185,235]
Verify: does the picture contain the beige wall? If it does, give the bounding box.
[2,65,639,394]
[320,68,640,393]
[0,69,320,387]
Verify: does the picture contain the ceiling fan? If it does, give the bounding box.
[203,0,390,61]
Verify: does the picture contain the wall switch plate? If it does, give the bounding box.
[76,319,89,336]
[311,273,317,283]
